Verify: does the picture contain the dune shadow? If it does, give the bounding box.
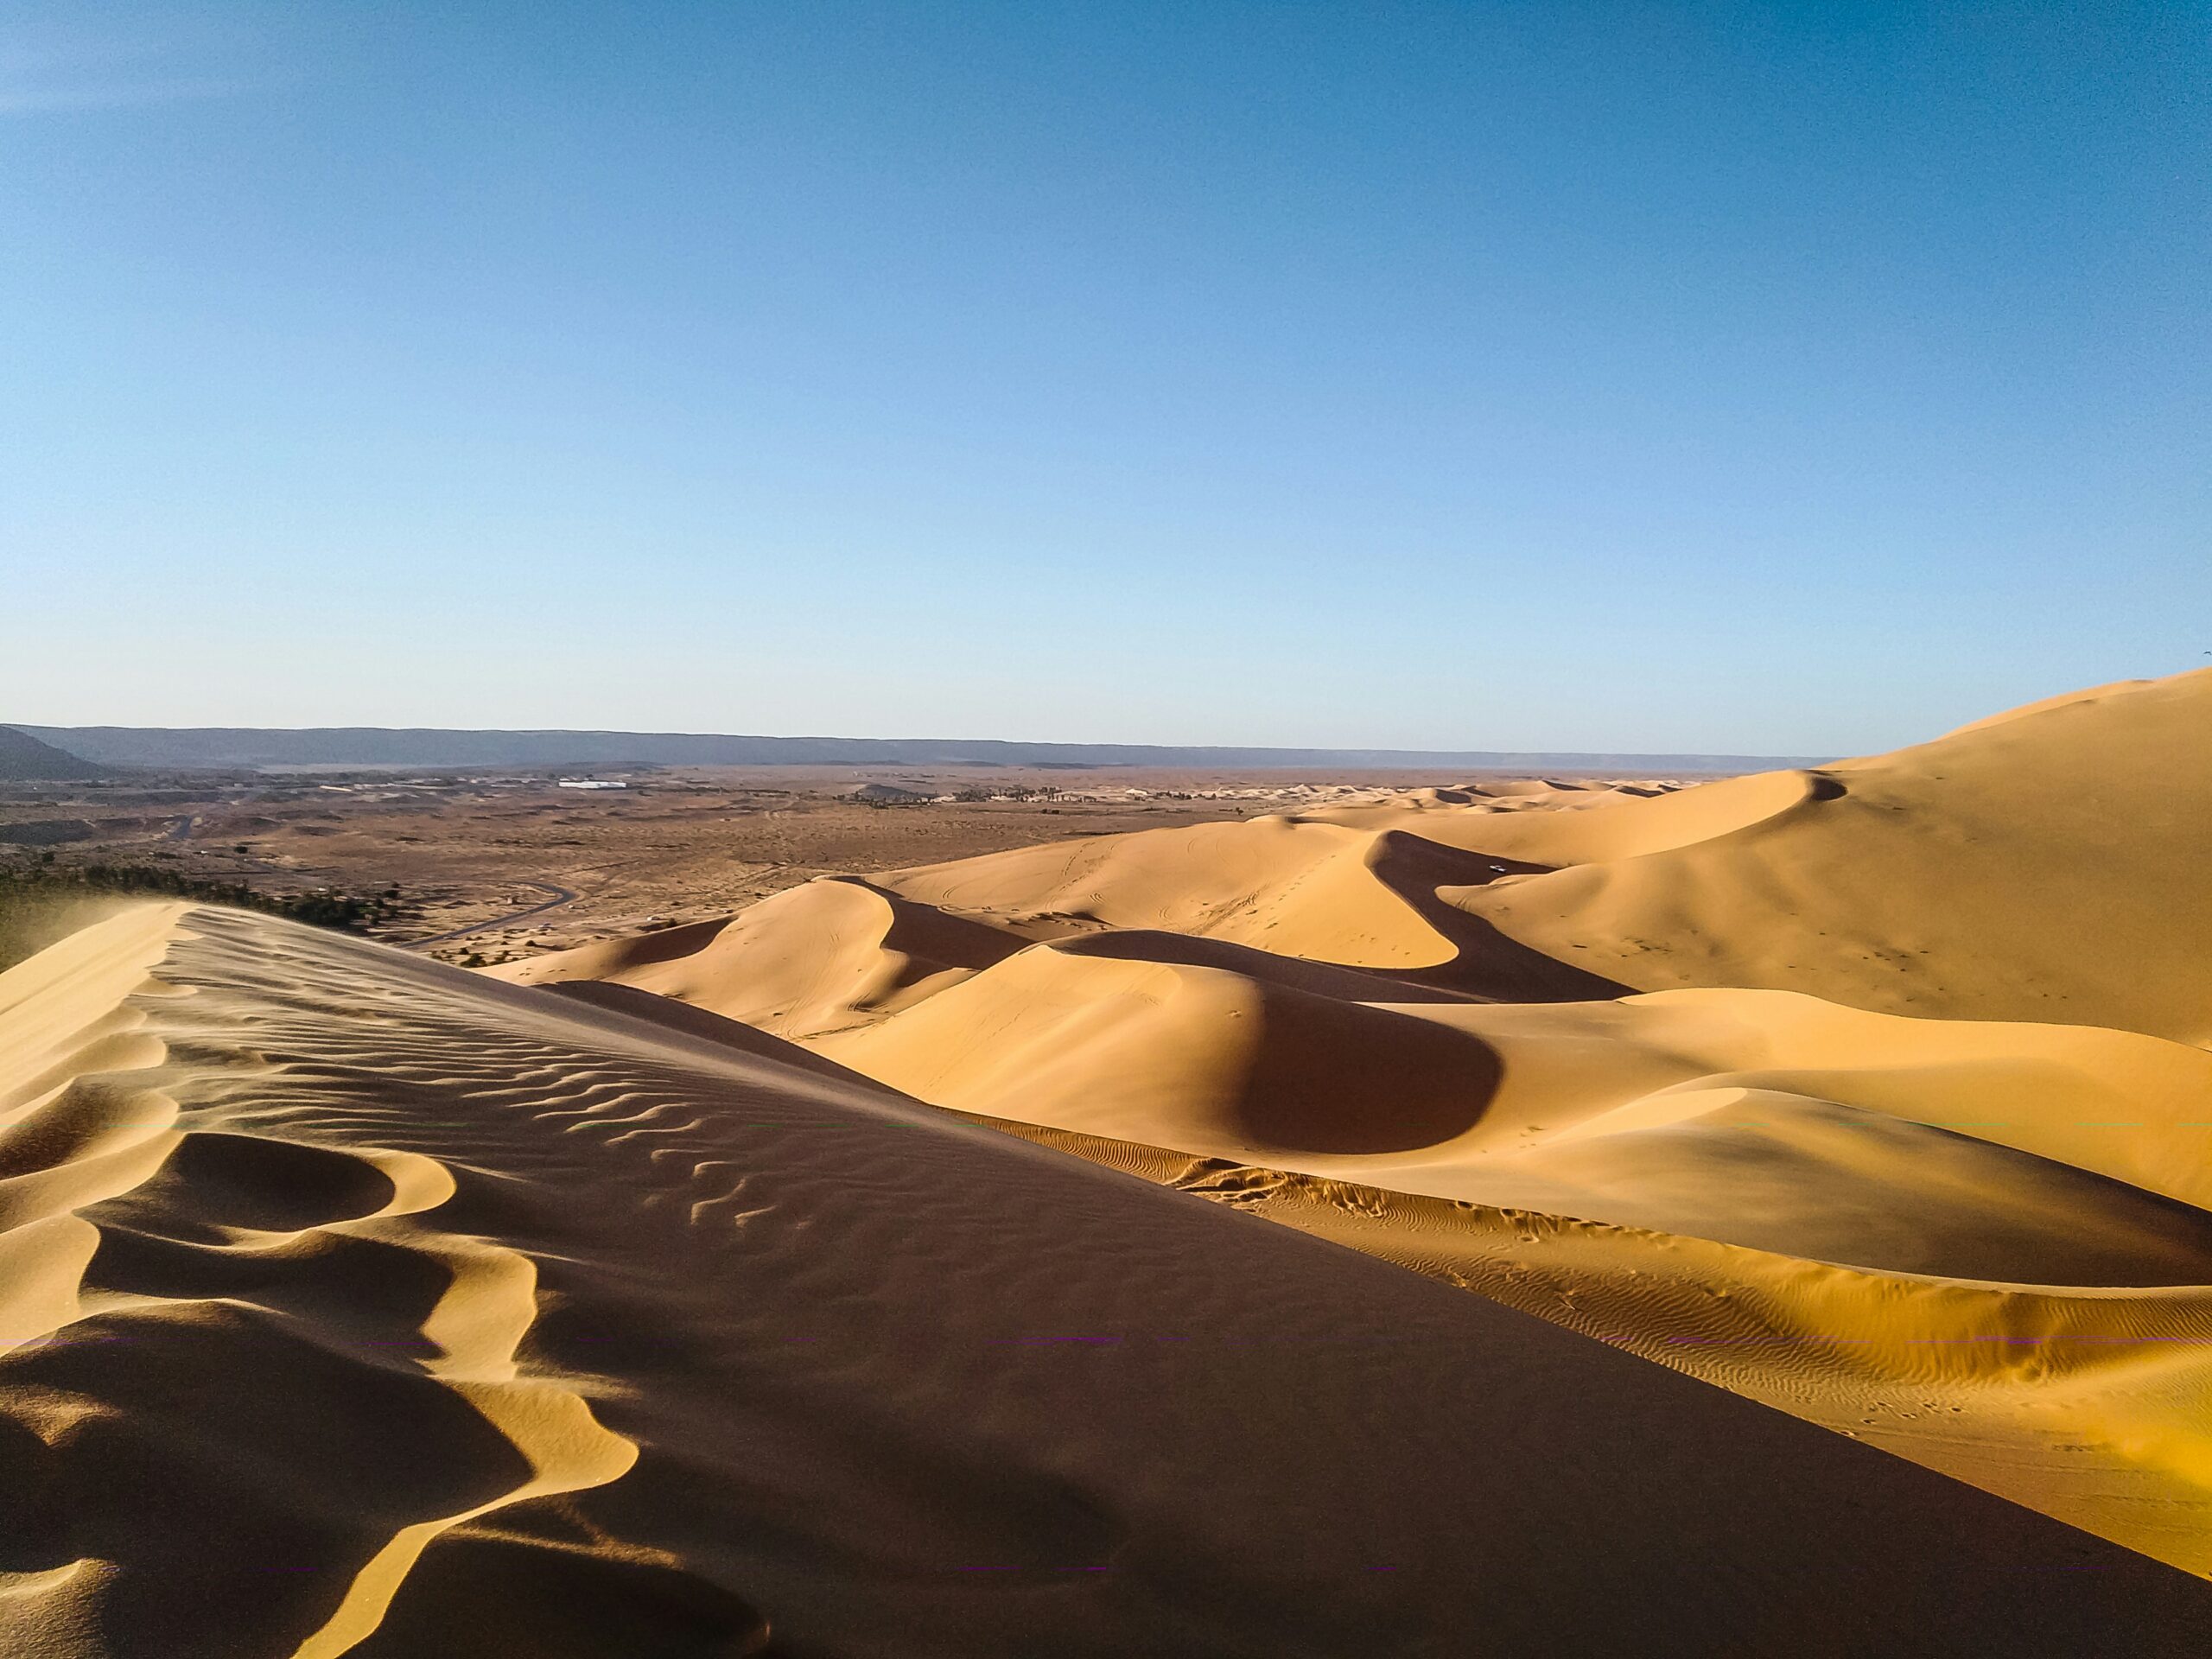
[1363,833,1634,1001]
[1232,985,1503,1154]
[1048,928,1483,1004]
[541,981,910,1096]
[354,1526,771,1658]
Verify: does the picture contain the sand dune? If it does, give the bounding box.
[521,672,2212,1039]
[10,669,2210,1651]
[804,668,2207,1041]
[1442,669,2212,1043]
[12,906,2205,1655]
[502,876,1024,1040]
[958,1109,2212,1579]
[497,668,2212,1586]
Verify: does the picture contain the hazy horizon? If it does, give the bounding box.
[0,670,2179,759]
[10,719,1832,773]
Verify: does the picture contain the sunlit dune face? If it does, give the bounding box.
[494,668,2212,1576]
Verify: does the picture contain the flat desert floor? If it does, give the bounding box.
[0,766,1607,965]
[4,671,2211,1655]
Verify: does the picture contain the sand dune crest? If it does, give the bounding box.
[505,669,2212,1585]
[4,904,2206,1653]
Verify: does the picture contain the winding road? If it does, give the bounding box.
[158,812,577,953]
[403,881,578,950]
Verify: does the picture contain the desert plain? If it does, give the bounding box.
[3,669,2212,1656]
[0,765,1565,966]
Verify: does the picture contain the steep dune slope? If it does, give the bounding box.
[499,819,1622,1011]
[497,876,1023,1039]
[1444,669,2212,1043]
[958,1108,2212,1579]
[819,956,2212,1282]
[514,669,2212,1040]
[14,906,2202,1655]
[879,815,1470,968]
[493,669,2212,1580]
[1312,765,1830,861]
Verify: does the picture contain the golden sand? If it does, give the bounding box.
[501,669,2212,1581]
[6,671,2211,1652]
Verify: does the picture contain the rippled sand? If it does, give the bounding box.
[7,670,2211,1654]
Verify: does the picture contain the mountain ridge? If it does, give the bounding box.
[10,723,1821,772]
[0,725,110,779]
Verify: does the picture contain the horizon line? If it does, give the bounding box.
[10,722,1829,772]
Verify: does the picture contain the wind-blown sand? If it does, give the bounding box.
[496,668,2212,1588]
[15,909,2206,1654]
[6,671,2209,1654]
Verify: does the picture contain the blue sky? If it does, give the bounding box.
[3,2,2204,755]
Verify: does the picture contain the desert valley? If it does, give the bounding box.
[3,668,2209,1655]
[11,6,2202,1649]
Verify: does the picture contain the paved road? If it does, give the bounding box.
[403,882,578,950]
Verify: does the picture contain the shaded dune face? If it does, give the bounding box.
[132,1129,403,1231]
[501,817,1632,1014]
[10,907,2205,1656]
[1313,765,1840,863]
[817,957,2212,1287]
[1357,830,1630,1000]
[499,668,2212,1577]
[816,942,1503,1157]
[1458,670,2212,1044]
[5,671,2202,1652]
[1469,1084,2212,1286]
[499,876,1024,1040]
[1211,977,1499,1154]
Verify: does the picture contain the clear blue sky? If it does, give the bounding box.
[3,2,2204,755]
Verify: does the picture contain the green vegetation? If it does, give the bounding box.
[0,859,414,971]
[948,785,1061,803]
